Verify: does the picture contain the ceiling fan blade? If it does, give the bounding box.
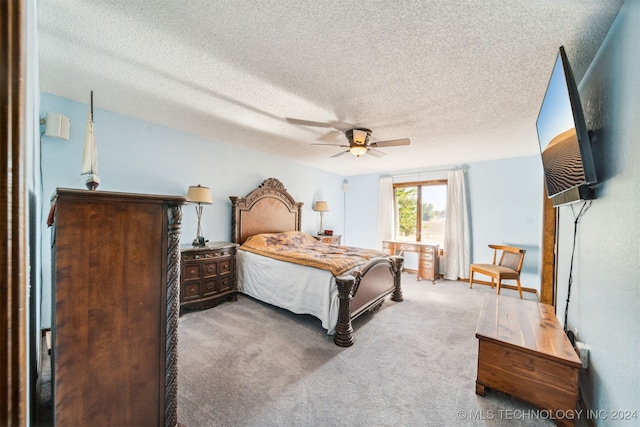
[318,130,343,142]
[286,117,333,128]
[330,150,350,158]
[311,143,349,147]
[371,138,411,147]
[287,117,355,131]
[367,148,387,158]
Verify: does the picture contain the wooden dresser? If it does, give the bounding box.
[475,294,582,426]
[382,240,439,282]
[50,189,185,427]
[180,242,239,313]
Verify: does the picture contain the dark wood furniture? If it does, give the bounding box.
[230,178,403,347]
[312,234,342,244]
[180,242,239,314]
[2,3,28,424]
[475,294,581,427]
[50,189,184,427]
[382,240,439,283]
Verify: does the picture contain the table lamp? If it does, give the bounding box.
[313,201,329,235]
[187,185,213,246]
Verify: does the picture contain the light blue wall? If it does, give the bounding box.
[556,0,639,421]
[467,156,544,289]
[344,157,544,291]
[39,92,346,327]
[342,174,382,249]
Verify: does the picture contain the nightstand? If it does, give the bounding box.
[313,234,342,244]
[180,242,239,314]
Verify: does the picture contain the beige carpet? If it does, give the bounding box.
[177,274,583,426]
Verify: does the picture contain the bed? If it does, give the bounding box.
[229,178,404,346]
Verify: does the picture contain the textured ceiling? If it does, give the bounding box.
[37,0,623,177]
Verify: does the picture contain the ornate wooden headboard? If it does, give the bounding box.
[229,178,304,245]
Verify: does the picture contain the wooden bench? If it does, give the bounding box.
[475,294,582,426]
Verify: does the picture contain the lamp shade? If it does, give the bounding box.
[186,185,213,204]
[314,201,329,212]
[352,128,368,145]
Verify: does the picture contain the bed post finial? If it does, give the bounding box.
[229,196,242,243]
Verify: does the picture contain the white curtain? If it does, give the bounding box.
[443,170,470,280]
[376,177,395,250]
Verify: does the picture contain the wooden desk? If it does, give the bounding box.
[382,240,439,282]
[475,294,581,426]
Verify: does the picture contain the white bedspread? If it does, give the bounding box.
[237,249,341,334]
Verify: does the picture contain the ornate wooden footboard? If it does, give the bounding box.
[335,256,404,346]
[230,178,403,346]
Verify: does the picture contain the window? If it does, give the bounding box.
[394,180,447,247]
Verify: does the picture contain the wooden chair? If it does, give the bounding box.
[469,245,526,299]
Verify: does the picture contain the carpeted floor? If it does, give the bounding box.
[177,274,583,426]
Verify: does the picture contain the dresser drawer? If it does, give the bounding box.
[419,252,434,262]
[220,259,231,274]
[184,263,201,280]
[182,281,201,301]
[202,279,217,297]
[420,260,434,270]
[203,261,218,278]
[182,252,209,262]
[218,275,232,293]
[420,246,436,255]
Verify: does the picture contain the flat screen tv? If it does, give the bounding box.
[536,46,597,207]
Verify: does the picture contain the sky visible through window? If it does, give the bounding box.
[422,185,446,212]
[421,184,446,246]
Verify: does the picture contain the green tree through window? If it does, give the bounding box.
[396,187,417,236]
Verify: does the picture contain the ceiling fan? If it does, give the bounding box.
[312,128,410,158]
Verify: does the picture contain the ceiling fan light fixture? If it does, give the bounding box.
[352,129,368,145]
[350,145,368,157]
[303,124,407,158]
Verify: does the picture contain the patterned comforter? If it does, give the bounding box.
[239,231,388,276]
